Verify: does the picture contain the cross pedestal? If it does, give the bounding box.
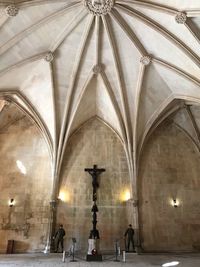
[85,164,105,261]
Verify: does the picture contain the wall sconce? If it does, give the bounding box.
[9,198,15,207]
[58,190,70,203]
[120,190,131,202]
[172,199,179,208]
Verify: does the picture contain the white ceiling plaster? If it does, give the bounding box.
[153,62,200,98]
[0,0,200,175]
[0,60,55,141]
[137,63,172,143]
[130,5,200,56]
[120,11,200,79]
[172,108,200,148]
[145,0,200,10]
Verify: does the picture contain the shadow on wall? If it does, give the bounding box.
[6,240,30,254]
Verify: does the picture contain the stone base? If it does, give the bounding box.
[86,254,102,261]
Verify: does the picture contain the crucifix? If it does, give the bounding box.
[85,164,105,240]
[85,164,105,202]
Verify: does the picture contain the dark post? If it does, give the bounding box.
[85,164,105,261]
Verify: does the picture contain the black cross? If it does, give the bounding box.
[85,164,105,201]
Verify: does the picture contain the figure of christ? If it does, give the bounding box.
[85,165,105,242]
[85,165,105,201]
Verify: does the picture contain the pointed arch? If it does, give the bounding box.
[0,90,53,160]
[138,95,200,170]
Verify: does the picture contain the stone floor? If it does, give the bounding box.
[0,253,200,267]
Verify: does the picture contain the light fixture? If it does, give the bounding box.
[58,190,70,203]
[120,190,131,202]
[172,199,179,208]
[162,261,179,266]
[9,198,15,207]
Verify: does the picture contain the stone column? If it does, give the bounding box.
[126,198,140,251]
[50,199,58,252]
[44,199,58,253]
[48,166,59,252]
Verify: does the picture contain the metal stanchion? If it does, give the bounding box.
[114,239,120,262]
[118,246,121,258]
[122,250,126,262]
[70,238,77,262]
[62,251,66,262]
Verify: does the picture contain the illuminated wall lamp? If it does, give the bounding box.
[9,198,15,207]
[58,190,70,203]
[172,199,179,208]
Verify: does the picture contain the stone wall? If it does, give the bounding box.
[0,104,52,253]
[139,121,200,252]
[57,118,130,252]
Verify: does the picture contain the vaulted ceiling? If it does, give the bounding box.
[0,0,200,186]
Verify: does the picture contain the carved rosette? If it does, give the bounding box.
[44,52,54,62]
[4,99,11,106]
[84,0,114,16]
[175,12,187,24]
[93,64,103,74]
[140,55,151,66]
[5,5,19,17]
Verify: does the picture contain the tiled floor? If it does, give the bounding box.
[0,253,200,267]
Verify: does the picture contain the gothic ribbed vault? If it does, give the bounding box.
[0,0,200,199]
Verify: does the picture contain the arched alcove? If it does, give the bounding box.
[0,102,52,253]
[138,118,200,252]
[57,118,130,251]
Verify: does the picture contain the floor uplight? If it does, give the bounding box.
[162,261,179,267]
